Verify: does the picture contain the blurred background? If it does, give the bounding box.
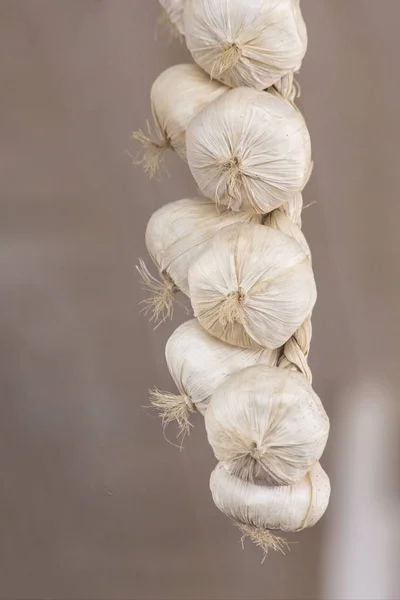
[1,1,400,598]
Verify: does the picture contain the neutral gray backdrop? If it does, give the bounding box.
[1,1,400,599]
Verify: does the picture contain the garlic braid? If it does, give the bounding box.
[265,197,313,383]
[135,0,330,560]
[272,71,301,104]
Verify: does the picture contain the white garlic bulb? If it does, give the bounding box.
[210,461,330,554]
[185,87,312,213]
[151,319,278,436]
[205,365,330,485]
[133,64,229,177]
[183,0,307,90]
[159,0,186,37]
[138,197,260,322]
[188,223,316,349]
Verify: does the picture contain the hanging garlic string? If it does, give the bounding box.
[133,0,330,560]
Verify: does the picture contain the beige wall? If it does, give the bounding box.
[1,1,399,598]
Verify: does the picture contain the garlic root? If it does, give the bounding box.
[215,288,246,327]
[210,42,242,80]
[131,125,170,179]
[149,388,195,439]
[236,522,290,558]
[136,259,177,324]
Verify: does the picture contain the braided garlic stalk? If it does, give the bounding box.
[135,0,330,557]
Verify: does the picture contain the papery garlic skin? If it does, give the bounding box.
[183,0,307,90]
[159,0,186,36]
[188,223,317,349]
[165,320,278,415]
[133,64,229,177]
[146,198,260,297]
[205,365,330,485]
[186,87,312,213]
[210,461,331,533]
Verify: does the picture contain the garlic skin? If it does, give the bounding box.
[165,319,278,416]
[188,223,317,349]
[183,0,307,90]
[145,198,260,297]
[210,461,331,533]
[133,64,229,177]
[205,365,330,485]
[159,0,186,36]
[186,87,312,213]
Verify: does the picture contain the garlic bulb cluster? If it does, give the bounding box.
[139,197,260,322]
[205,365,330,485]
[183,0,307,90]
[186,87,312,213]
[151,319,278,436]
[134,0,330,559]
[159,0,186,38]
[210,461,330,553]
[188,223,316,349]
[133,63,229,177]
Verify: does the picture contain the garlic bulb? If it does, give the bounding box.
[183,0,307,90]
[138,197,260,322]
[210,461,330,554]
[159,0,186,37]
[188,223,316,349]
[186,87,312,213]
[205,365,329,485]
[132,64,229,177]
[151,319,278,436]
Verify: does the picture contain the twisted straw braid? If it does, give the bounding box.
[265,196,313,383]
